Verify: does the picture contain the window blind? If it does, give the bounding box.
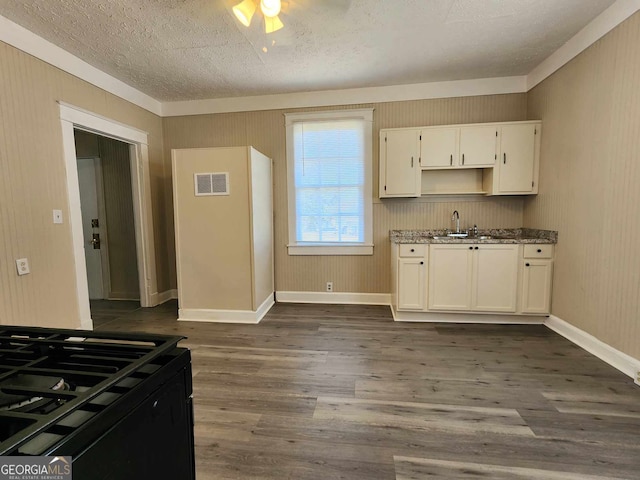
[292,119,365,243]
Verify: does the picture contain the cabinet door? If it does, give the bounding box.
[398,258,426,310]
[459,126,497,167]
[428,245,472,310]
[521,259,553,314]
[499,124,536,193]
[420,128,458,168]
[472,245,519,312]
[381,129,420,197]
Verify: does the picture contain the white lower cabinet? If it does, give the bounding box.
[428,244,518,312]
[393,242,553,317]
[521,245,554,314]
[428,245,472,310]
[472,245,519,312]
[396,244,427,311]
[398,258,427,310]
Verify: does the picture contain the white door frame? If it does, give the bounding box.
[59,102,158,329]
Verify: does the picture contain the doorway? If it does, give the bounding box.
[60,103,159,330]
[75,130,141,311]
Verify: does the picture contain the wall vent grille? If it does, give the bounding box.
[194,172,229,196]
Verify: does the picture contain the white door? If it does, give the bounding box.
[521,260,553,314]
[382,129,420,196]
[499,124,536,193]
[397,258,426,310]
[420,127,458,168]
[472,245,519,312]
[428,244,472,310]
[459,125,498,167]
[77,158,104,299]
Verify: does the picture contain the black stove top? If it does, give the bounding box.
[0,325,184,456]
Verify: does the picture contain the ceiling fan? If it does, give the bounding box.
[232,0,285,33]
[230,0,352,35]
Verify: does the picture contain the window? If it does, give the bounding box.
[285,109,373,255]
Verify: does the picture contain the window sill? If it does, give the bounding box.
[287,244,374,256]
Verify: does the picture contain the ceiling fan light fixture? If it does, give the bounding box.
[232,0,257,27]
[264,14,284,33]
[260,0,281,18]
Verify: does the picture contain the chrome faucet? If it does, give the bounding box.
[451,210,460,233]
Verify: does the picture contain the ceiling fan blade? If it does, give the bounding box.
[264,14,284,34]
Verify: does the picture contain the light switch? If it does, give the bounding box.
[16,258,30,275]
[53,209,63,224]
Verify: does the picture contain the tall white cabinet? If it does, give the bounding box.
[172,146,274,323]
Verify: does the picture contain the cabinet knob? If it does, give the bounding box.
[420,261,424,265]
[410,248,415,252]
[537,249,542,253]
[525,263,530,267]
[468,246,473,250]
[462,153,465,165]
[474,246,479,250]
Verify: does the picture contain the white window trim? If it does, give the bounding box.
[285,108,374,256]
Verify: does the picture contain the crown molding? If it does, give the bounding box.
[160,76,528,117]
[526,0,640,90]
[0,14,162,116]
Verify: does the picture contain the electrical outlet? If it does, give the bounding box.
[53,209,63,224]
[16,258,30,276]
[326,282,333,292]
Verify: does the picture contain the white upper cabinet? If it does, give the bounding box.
[380,121,541,198]
[498,123,538,193]
[458,125,498,167]
[420,127,458,168]
[420,125,497,168]
[379,129,421,198]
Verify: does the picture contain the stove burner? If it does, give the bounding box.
[0,375,71,413]
[0,325,185,457]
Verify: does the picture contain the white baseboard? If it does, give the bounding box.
[178,294,275,324]
[545,315,640,382]
[391,305,546,324]
[156,289,178,304]
[276,291,391,305]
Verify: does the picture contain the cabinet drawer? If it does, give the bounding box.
[399,244,427,257]
[523,244,553,259]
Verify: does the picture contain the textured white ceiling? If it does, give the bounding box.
[0,0,617,101]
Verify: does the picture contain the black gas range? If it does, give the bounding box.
[0,325,195,479]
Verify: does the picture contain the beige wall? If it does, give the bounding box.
[525,13,640,358]
[0,41,168,329]
[163,94,527,294]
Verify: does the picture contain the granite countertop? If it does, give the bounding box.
[390,228,558,244]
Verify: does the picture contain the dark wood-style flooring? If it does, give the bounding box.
[91,300,640,479]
